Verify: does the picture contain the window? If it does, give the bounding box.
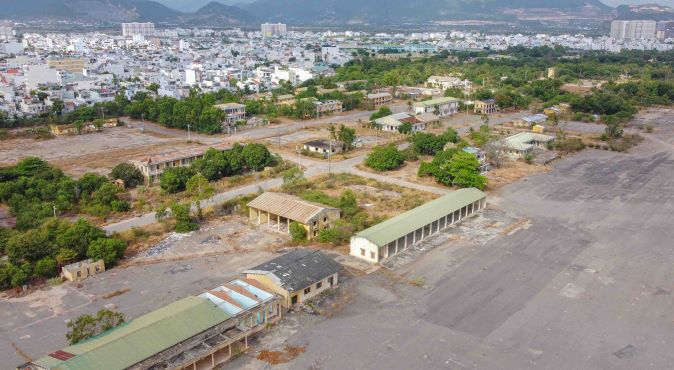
[323,217,327,223]
[316,281,322,289]
[360,248,365,256]
[304,287,311,294]
[76,271,81,277]
[370,252,376,260]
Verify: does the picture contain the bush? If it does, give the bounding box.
[289,221,307,241]
[34,257,58,278]
[87,238,127,266]
[365,145,405,171]
[241,143,273,171]
[111,200,131,213]
[171,203,198,233]
[554,138,586,152]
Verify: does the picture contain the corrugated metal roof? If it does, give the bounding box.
[354,188,486,247]
[504,132,554,151]
[245,249,341,292]
[35,296,230,370]
[247,192,338,224]
[413,96,461,107]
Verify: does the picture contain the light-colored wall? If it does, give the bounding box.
[350,236,380,262]
[245,272,339,308]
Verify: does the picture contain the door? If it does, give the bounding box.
[328,276,334,287]
[291,295,298,305]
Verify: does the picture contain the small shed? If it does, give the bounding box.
[62,259,105,282]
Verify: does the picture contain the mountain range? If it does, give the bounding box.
[3,0,672,26]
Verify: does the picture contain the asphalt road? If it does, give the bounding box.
[230,138,674,369]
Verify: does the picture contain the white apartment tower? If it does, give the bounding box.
[122,22,156,37]
[610,20,657,40]
[0,22,14,42]
[261,23,287,38]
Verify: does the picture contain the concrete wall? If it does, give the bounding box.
[350,237,380,262]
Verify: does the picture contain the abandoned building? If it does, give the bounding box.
[503,132,555,159]
[302,140,344,156]
[243,249,341,308]
[350,188,487,263]
[19,279,281,370]
[247,192,340,240]
[61,259,105,282]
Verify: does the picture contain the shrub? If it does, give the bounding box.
[289,221,307,241]
[554,138,585,152]
[171,203,198,233]
[87,238,127,266]
[160,167,195,194]
[365,145,405,171]
[34,257,58,278]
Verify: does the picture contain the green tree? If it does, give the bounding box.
[289,221,307,241]
[241,143,273,171]
[87,238,126,266]
[66,309,125,345]
[186,174,214,200]
[398,122,413,134]
[51,99,65,116]
[109,163,144,188]
[147,83,160,94]
[56,218,107,259]
[281,167,307,194]
[337,124,356,151]
[160,167,195,194]
[34,257,58,278]
[171,203,197,233]
[339,190,359,218]
[365,145,405,171]
[443,151,487,190]
[56,248,78,265]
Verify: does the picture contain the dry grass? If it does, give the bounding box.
[486,161,549,191]
[256,346,306,365]
[115,222,174,256]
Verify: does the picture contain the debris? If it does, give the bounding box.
[256,345,306,365]
[142,232,194,257]
[102,288,130,299]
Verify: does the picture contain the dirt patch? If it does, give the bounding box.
[348,184,401,199]
[256,346,306,365]
[486,161,550,191]
[102,288,131,299]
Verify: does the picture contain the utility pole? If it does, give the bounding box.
[328,139,332,175]
[296,146,301,169]
[187,124,192,142]
[52,205,57,218]
[140,113,145,133]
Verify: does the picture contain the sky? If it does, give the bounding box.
[157,0,674,12]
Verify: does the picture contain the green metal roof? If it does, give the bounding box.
[35,296,230,370]
[354,188,486,247]
[413,97,461,107]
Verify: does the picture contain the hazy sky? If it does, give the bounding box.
[158,0,674,12]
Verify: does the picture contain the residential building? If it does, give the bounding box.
[610,20,657,40]
[247,192,341,240]
[350,188,487,262]
[314,100,343,116]
[513,114,548,127]
[243,249,340,308]
[425,75,472,90]
[122,22,155,37]
[20,281,281,370]
[215,102,246,124]
[375,112,433,133]
[47,58,85,74]
[412,97,460,117]
[474,99,498,115]
[61,259,105,282]
[303,140,343,156]
[261,23,287,38]
[274,94,295,106]
[366,92,392,108]
[502,132,555,159]
[131,143,231,184]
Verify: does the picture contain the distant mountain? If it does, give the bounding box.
[3,0,256,26]
[177,2,257,26]
[615,3,674,20]
[244,0,612,25]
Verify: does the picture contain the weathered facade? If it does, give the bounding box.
[61,259,105,282]
[247,192,340,240]
[350,189,487,263]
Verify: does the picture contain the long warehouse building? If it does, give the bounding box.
[350,188,487,263]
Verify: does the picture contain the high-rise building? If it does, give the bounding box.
[610,20,657,40]
[261,23,287,38]
[0,22,14,42]
[122,22,155,37]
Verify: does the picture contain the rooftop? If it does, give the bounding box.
[354,188,487,247]
[504,132,555,151]
[247,192,338,224]
[245,249,341,292]
[131,143,231,165]
[413,96,461,107]
[33,296,230,370]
